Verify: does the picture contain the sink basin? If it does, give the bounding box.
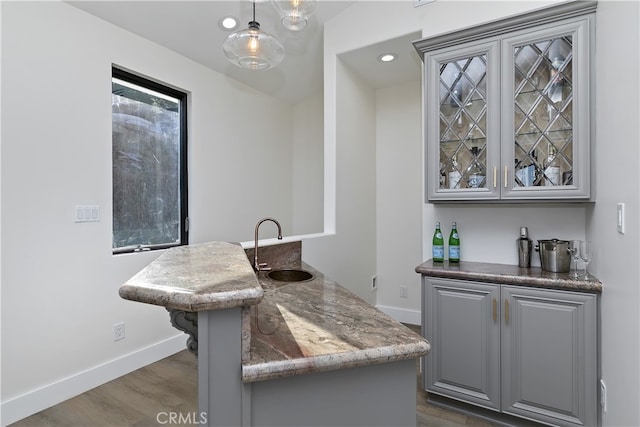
[267,269,314,282]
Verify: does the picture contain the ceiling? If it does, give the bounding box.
[67,1,423,104]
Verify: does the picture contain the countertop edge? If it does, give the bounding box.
[415,260,603,293]
[242,340,430,383]
[118,241,265,311]
[118,285,264,311]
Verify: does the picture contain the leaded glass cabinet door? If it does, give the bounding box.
[425,41,501,201]
[501,17,591,200]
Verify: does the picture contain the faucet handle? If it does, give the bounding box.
[256,262,271,272]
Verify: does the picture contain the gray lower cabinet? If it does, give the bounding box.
[423,277,598,426]
[423,279,501,410]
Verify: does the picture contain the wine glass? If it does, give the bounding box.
[580,240,592,279]
[569,240,581,278]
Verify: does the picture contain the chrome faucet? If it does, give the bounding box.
[254,217,283,271]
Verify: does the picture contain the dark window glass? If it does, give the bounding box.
[112,68,188,254]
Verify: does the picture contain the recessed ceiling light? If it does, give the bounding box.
[377,53,398,63]
[219,16,239,31]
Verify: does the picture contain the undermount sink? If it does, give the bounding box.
[267,269,314,282]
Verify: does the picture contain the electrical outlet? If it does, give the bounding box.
[400,286,408,298]
[371,275,377,292]
[600,379,608,413]
[114,322,126,342]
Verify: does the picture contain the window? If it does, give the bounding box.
[112,68,188,254]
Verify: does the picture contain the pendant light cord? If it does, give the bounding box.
[249,0,258,29]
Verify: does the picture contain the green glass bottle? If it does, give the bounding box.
[432,222,444,262]
[449,222,460,263]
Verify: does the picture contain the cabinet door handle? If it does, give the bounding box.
[492,298,497,322]
[504,166,508,188]
[493,166,497,188]
[504,299,509,324]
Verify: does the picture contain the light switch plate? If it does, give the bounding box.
[617,203,625,234]
[75,205,100,223]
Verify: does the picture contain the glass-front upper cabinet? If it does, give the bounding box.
[426,41,501,201]
[501,18,592,200]
[415,1,595,202]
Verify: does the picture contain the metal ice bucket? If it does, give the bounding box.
[536,239,571,273]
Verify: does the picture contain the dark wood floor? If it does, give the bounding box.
[12,326,496,426]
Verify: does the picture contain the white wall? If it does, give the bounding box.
[375,81,424,320]
[321,0,640,425]
[589,1,640,425]
[292,90,324,236]
[0,1,297,424]
[303,59,378,304]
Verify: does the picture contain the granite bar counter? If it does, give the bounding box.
[245,261,428,382]
[119,241,264,311]
[120,241,429,427]
[415,259,602,293]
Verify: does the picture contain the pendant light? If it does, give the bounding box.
[271,0,317,31]
[223,1,285,70]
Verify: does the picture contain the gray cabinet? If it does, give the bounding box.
[423,277,598,426]
[501,285,597,426]
[423,279,501,410]
[421,40,501,201]
[414,1,596,202]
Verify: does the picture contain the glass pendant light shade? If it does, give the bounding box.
[223,21,285,70]
[271,0,318,31]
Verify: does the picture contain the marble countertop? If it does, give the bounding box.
[242,261,430,383]
[119,241,264,311]
[415,259,602,293]
[119,240,429,383]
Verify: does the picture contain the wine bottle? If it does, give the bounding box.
[515,155,536,187]
[449,222,460,262]
[544,143,561,186]
[550,56,565,103]
[448,155,462,189]
[450,72,462,107]
[432,222,444,262]
[467,147,485,188]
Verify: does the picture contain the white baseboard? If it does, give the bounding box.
[376,305,421,326]
[1,334,187,427]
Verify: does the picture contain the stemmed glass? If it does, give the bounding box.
[580,241,592,279]
[569,240,581,279]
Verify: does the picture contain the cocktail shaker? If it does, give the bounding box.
[517,227,532,268]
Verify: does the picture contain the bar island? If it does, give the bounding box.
[119,241,429,427]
